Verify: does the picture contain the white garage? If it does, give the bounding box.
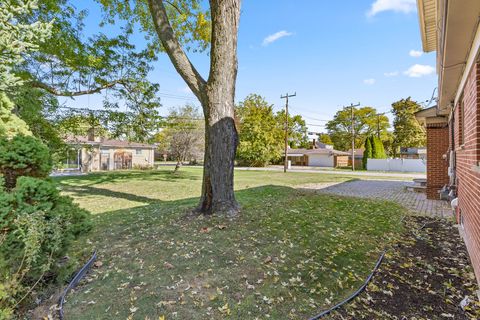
[308,153,334,167]
[287,146,350,168]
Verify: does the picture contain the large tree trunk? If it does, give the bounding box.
[148,0,241,216]
[197,98,239,216]
[197,0,240,216]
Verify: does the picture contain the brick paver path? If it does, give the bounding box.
[300,180,452,218]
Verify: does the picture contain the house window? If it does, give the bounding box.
[136,149,142,155]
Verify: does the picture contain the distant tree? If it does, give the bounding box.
[275,110,309,149]
[101,82,163,142]
[363,137,372,169]
[160,105,204,172]
[326,106,389,151]
[391,98,426,156]
[318,133,333,145]
[381,131,395,157]
[236,94,283,167]
[153,130,170,158]
[57,113,109,139]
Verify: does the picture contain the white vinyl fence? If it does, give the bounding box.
[367,158,426,173]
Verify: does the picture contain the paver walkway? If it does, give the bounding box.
[236,166,426,179]
[300,180,452,218]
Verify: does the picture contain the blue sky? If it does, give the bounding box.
[62,0,437,133]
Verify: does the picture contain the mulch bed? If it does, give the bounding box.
[330,215,480,319]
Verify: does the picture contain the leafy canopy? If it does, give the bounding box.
[0,0,52,91]
[96,0,211,53]
[392,97,426,152]
[236,94,283,167]
[275,110,310,149]
[318,133,333,145]
[326,106,390,151]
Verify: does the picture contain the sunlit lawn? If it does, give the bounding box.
[55,168,405,319]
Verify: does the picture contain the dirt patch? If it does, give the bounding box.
[24,288,63,320]
[330,216,480,319]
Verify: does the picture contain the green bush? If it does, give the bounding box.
[363,136,387,170]
[363,136,373,169]
[372,136,387,159]
[0,177,91,317]
[0,135,52,190]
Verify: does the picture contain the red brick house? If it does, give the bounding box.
[416,0,480,281]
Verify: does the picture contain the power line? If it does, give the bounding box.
[303,116,330,122]
[56,105,205,121]
[157,93,198,102]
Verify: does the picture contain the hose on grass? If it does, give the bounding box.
[308,213,423,319]
[308,250,386,320]
[58,251,97,320]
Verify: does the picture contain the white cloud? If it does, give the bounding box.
[403,64,435,77]
[363,78,376,85]
[384,71,399,77]
[409,49,423,57]
[367,0,416,17]
[262,30,293,46]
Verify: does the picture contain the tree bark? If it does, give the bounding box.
[148,0,241,216]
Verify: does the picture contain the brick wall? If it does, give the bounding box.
[454,61,480,281]
[426,124,449,199]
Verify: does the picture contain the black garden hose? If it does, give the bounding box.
[308,250,386,320]
[58,251,97,320]
[308,214,430,319]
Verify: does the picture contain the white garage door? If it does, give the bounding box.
[308,154,334,167]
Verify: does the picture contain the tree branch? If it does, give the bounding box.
[147,0,206,99]
[30,79,126,97]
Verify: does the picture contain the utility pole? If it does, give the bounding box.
[281,92,296,173]
[377,114,381,138]
[346,102,360,171]
[376,112,386,138]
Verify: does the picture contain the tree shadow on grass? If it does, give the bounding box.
[64,185,160,204]
[53,169,201,187]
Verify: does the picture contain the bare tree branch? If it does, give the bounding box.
[147,0,206,99]
[30,79,126,97]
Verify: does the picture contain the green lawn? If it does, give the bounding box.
[56,168,405,319]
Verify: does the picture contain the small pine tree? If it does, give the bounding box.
[363,137,373,169]
[372,136,387,159]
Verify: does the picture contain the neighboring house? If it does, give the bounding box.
[399,147,427,160]
[416,0,480,282]
[65,135,155,172]
[287,141,349,167]
[347,149,364,169]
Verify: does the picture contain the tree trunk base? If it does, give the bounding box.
[173,161,182,173]
[194,201,240,218]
